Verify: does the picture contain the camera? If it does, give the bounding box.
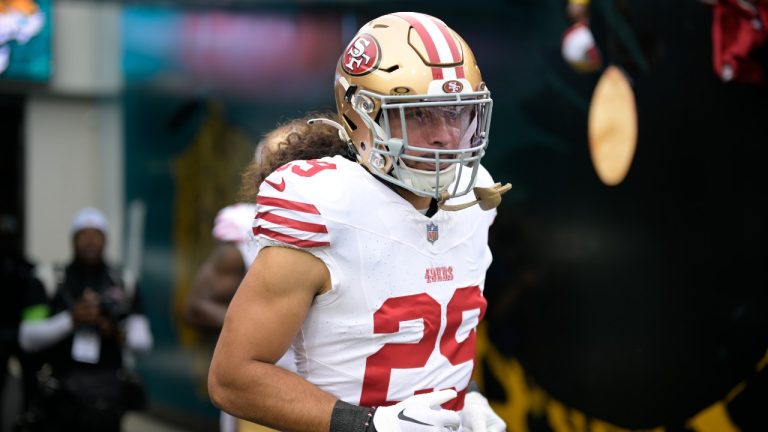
[100,296,131,322]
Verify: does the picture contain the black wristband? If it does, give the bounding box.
[330,400,376,432]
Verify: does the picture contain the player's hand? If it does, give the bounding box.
[460,391,506,432]
[373,389,460,432]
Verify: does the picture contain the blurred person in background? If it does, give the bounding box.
[17,207,153,432]
[209,12,508,432]
[562,0,603,72]
[183,112,348,432]
[0,216,47,430]
[562,0,658,77]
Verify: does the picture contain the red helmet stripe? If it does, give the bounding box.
[430,16,466,79]
[393,12,444,80]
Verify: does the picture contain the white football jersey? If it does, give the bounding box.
[253,155,496,410]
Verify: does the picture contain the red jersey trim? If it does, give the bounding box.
[257,195,321,215]
[256,212,328,234]
[254,226,330,248]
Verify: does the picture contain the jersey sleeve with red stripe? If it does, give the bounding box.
[253,158,338,249]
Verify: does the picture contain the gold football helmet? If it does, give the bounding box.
[325,12,493,201]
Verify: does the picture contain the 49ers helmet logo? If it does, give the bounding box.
[442,80,464,93]
[342,34,381,76]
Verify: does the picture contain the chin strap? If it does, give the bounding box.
[438,182,512,212]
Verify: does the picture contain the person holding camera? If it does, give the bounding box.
[18,207,153,432]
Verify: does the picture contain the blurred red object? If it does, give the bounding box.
[710,0,768,84]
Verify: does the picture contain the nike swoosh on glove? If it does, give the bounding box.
[460,391,506,432]
[373,389,460,432]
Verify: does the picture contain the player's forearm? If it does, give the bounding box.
[208,358,336,431]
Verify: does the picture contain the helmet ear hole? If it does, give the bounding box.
[343,114,358,131]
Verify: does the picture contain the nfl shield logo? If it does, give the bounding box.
[426,222,439,244]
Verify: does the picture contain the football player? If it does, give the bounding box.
[184,113,348,432]
[209,12,509,432]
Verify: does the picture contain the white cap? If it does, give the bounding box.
[212,203,257,242]
[70,207,108,236]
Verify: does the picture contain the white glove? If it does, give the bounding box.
[460,391,506,432]
[373,389,460,432]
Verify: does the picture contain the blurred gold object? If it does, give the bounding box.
[238,419,278,432]
[588,65,638,186]
[172,103,254,348]
[1,0,38,14]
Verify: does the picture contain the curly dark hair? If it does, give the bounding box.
[239,111,350,202]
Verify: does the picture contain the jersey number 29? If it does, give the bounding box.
[359,286,486,408]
